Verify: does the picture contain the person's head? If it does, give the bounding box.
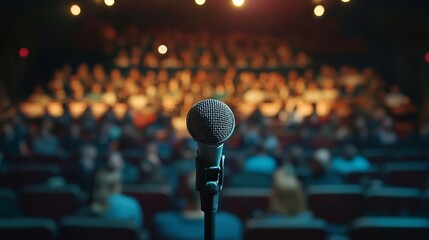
[269,168,307,216]
[310,148,331,175]
[80,144,97,161]
[342,144,358,160]
[107,151,124,170]
[91,168,122,213]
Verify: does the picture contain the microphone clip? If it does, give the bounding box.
[195,155,225,213]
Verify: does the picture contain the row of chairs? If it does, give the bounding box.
[3,184,429,226]
[1,216,429,240]
[2,160,429,190]
[222,185,429,223]
[245,217,429,240]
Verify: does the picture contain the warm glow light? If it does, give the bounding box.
[70,4,81,16]
[158,45,168,55]
[19,48,29,58]
[341,0,351,2]
[232,0,245,7]
[314,5,325,17]
[195,0,206,6]
[104,0,115,7]
[425,52,429,63]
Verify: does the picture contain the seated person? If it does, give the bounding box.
[332,144,371,175]
[243,145,277,175]
[153,172,242,240]
[305,148,343,186]
[82,167,143,227]
[265,167,313,221]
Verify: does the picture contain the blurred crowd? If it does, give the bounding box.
[1,27,429,240]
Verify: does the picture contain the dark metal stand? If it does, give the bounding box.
[195,155,224,240]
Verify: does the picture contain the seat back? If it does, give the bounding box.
[221,188,270,221]
[366,187,422,216]
[7,164,60,189]
[350,217,429,240]
[383,162,429,189]
[123,184,172,226]
[245,218,327,240]
[307,185,364,224]
[61,216,139,240]
[227,172,272,188]
[0,188,21,218]
[0,217,57,240]
[20,185,84,220]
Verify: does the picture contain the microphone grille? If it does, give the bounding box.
[186,99,235,145]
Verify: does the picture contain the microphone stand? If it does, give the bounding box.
[195,155,224,240]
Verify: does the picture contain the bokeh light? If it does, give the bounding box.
[158,45,168,54]
[104,0,115,7]
[195,0,206,6]
[425,52,429,63]
[70,4,81,16]
[341,0,351,2]
[314,5,325,17]
[19,47,29,58]
[232,0,245,8]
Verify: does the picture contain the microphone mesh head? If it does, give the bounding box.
[186,99,235,145]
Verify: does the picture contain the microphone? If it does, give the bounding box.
[186,99,235,214]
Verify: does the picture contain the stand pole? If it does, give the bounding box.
[204,211,215,240]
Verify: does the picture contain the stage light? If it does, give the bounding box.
[232,0,245,8]
[70,4,81,16]
[19,48,29,58]
[104,0,115,7]
[341,0,351,2]
[425,52,429,63]
[158,45,168,55]
[314,5,325,17]
[195,0,206,6]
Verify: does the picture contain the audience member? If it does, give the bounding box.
[331,144,371,175]
[83,167,143,227]
[153,172,242,240]
[243,145,277,175]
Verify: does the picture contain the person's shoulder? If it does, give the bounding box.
[217,211,242,225]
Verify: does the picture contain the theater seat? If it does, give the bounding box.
[383,162,429,189]
[366,187,422,216]
[307,185,364,224]
[221,188,270,221]
[0,188,21,218]
[350,217,429,240]
[60,217,139,240]
[20,184,84,221]
[245,218,327,240]
[0,217,57,240]
[123,184,172,227]
[7,164,60,189]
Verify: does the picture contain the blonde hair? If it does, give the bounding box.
[91,168,122,214]
[269,167,307,216]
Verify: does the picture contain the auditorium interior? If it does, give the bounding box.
[1,0,429,239]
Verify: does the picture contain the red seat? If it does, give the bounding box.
[350,217,429,240]
[20,185,84,221]
[0,217,57,240]
[245,218,327,240]
[7,164,61,189]
[307,185,364,224]
[123,184,172,227]
[60,217,140,240]
[221,188,270,221]
[366,187,422,216]
[383,162,429,189]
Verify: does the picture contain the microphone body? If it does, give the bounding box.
[186,99,235,213]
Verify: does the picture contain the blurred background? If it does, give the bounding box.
[1,0,429,240]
